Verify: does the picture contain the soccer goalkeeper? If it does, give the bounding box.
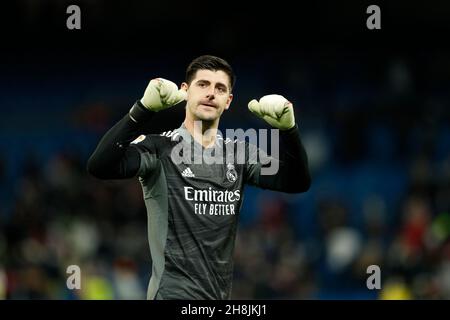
[87,55,311,300]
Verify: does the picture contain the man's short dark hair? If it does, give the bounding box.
[186,55,236,91]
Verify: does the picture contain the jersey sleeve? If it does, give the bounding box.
[243,142,264,187]
[87,100,159,179]
[244,125,311,193]
[129,135,160,177]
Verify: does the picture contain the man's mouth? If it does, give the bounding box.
[199,102,217,108]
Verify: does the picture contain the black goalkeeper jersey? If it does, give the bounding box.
[87,100,311,300]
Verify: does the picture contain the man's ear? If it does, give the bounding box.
[224,94,233,110]
[181,82,189,91]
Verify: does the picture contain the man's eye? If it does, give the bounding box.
[198,83,206,88]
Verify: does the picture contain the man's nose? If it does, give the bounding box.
[206,87,215,99]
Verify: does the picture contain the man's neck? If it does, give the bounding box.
[184,117,219,148]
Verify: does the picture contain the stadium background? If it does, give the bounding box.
[0,1,449,299]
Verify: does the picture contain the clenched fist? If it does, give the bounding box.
[248,94,295,130]
[140,78,187,112]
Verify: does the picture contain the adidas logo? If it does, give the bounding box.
[181,167,195,178]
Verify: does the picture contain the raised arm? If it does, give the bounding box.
[245,95,311,193]
[87,78,186,179]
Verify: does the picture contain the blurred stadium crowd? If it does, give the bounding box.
[0,49,449,300]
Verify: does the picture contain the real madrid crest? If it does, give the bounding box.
[226,163,237,182]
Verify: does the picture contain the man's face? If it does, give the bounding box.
[182,69,233,122]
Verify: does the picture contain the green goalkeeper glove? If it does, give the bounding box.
[248,94,296,130]
[140,78,187,112]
